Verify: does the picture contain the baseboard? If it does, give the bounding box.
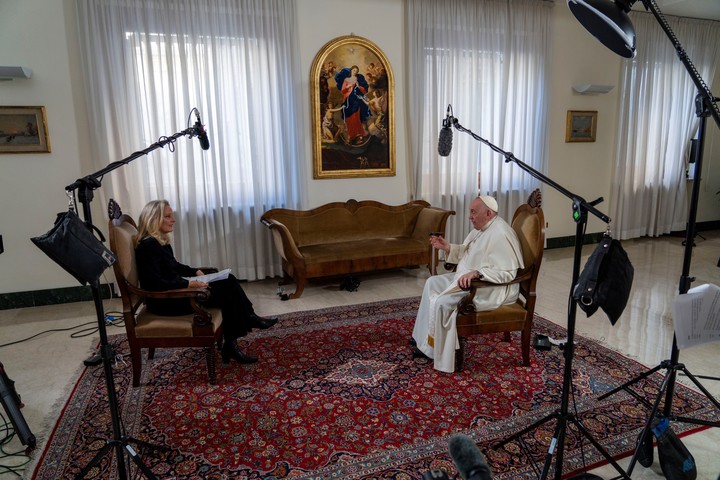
[669,219,720,237]
[546,231,607,250]
[0,284,115,310]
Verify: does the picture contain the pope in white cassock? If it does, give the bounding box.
[411,195,524,373]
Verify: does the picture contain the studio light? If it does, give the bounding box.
[567,0,638,58]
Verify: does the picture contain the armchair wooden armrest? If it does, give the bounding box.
[457,268,532,315]
[126,283,215,326]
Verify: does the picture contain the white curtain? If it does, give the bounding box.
[610,12,720,239]
[75,0,304,280]
[406,0,552,240]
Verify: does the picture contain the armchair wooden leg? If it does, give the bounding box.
[206,347,217,385]
[131,351,142,388]
[521,327,531,366]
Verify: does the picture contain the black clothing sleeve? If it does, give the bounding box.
[135,237,197,291]
[135,236,255,338]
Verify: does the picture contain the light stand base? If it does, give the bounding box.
[493,396,630,479]
[599,359,720,477]
[74,280,168,480]
[76,436,169,479]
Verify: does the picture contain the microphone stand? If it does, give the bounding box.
[66,125,198,480]
[449,118,630,479]
[595,2,720,477]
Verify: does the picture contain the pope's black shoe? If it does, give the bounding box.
[412,346,429,359]
[249,314,278,329]
[221,341,258,364]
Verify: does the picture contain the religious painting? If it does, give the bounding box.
[0,106,51,153]
[310,35,395,179]
[566,110,597,143]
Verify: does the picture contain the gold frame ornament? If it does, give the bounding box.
[0,106,51,153]
[566,110,598,143]
[310,35,395,179]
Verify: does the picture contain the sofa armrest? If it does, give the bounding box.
[411,206,456,240]
[260,217,304,263]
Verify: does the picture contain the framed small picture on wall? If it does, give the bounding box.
[566,110,597,143]
[310,34,395,179]
[0,106,51,153]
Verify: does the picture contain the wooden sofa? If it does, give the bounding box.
[260,199,455,298]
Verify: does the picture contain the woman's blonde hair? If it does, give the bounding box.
[135,200,171,247]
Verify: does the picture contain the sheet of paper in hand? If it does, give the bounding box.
[183,268,231,284]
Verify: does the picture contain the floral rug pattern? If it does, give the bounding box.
[33,297,718,479]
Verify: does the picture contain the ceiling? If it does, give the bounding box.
[640,0,720,21]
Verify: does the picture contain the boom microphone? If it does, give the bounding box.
[438,105,454,157]
[448,434,492,480]
[193,110,210,151]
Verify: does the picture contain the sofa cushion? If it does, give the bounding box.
[270,204,425,247]
[299,237,427,263]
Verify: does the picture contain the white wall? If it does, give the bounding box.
[0,0,99,294]
[296,0,409,207]
[1,0,718,295]
[545,6,622,237]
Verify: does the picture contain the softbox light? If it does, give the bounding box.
[567,0,637,58]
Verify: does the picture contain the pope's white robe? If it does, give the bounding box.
[412,216,524,372]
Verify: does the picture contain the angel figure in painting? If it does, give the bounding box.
[321,102,344,142]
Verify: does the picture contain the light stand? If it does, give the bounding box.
[58,123,201,480]
[567,0,720,476]
[448,117,630,479]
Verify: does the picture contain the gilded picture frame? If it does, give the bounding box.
[566,110,597,143]
[0,106,51,153]
[310,35,395,179]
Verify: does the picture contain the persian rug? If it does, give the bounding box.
[33,297,718,479]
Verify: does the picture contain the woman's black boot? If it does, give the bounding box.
[221,340,258,364]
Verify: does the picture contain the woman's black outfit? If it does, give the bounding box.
[135,236,276,363]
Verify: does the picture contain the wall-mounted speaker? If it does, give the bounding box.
[0,66,32,81]
[572,84,614,94]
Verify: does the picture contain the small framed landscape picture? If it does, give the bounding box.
[0,106,51,153]
[566,110,597,143]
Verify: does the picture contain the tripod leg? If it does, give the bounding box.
[678,366,720,411]
[598,362,666,401]
[124,444,158,480]
[540,414,567,480]
[75,441,127,480]
[670,366,720,427]
[623,365,674,477]
[126,436,171,456]
[571,417,631,479]
[493,411,559,449]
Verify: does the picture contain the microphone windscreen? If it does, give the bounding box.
[199,131,210,150]
[448,434,492,480]
[438,125,453,157]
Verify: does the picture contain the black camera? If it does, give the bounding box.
[422,469,451,480]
